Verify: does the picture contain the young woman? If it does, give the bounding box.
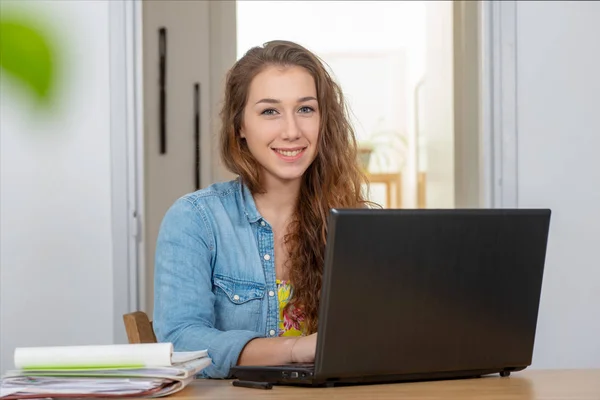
[153,40,372,379]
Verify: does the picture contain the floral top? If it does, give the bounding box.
[276,279,306,337]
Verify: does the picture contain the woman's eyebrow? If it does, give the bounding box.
[254,96,317,105]
[298,96,317,102]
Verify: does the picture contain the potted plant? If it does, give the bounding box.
[358,129,407,173]
[357,141,375,171]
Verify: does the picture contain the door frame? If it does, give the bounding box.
[480,0,518,208]
[109,0,144,343]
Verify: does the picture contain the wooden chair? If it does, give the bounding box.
[123,311,157,344]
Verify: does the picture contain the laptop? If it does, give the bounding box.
[231,208,551,387]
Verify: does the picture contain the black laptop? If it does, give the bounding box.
[231,208,551,387]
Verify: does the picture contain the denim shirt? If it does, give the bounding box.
[153,178,281,378]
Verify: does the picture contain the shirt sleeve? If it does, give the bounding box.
[152,197,263,378]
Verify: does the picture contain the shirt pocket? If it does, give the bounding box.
[213,274,265,332]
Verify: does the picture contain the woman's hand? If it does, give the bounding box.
[291,333,318,363]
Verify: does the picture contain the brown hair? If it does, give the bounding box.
[220,40,373,333]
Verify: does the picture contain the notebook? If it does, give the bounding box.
[1,343,210,398]
[12,343,207,369]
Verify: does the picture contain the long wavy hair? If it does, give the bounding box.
[220,40,373,334]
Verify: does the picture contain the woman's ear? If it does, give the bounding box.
[239,128,246,139]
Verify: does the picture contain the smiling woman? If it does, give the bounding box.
[152,40,374,379]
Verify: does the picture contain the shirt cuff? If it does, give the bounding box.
[202,329,265,378]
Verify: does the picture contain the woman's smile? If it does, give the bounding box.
[272,146,307,162]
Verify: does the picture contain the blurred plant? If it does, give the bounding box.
[358,117,408,173]
[368,129,408,172]
[0,11,57,107]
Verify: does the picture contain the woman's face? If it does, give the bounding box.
[241,65,320,185]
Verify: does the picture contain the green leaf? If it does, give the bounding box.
[0,15,55,104]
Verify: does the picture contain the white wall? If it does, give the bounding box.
[515,1,600,368]
[0,0,115,373]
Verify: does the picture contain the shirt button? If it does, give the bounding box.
[269,330,276,336]
[268,290,275,297]
[263,254,271,261]
[260,221,266,226]
[233,295,240,301]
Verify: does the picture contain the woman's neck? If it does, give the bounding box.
[253,174,301,226]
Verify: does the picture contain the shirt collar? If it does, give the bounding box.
[238,178,262,224]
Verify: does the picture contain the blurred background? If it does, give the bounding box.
[1,0,599,375]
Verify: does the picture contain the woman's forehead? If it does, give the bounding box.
[247,66,317,103]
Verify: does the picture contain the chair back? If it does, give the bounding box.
[123,311,157,344]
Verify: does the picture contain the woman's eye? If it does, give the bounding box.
[261,109,277,116]
[298,106,315,114]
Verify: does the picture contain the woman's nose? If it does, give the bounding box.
[282,116,301,140]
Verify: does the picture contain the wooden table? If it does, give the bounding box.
[365,172,402,208]
[172,369,600,399]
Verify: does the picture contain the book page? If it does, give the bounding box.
[171,349,208,364]
[14,343,174,369]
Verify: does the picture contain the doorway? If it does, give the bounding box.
[135,0,482,315]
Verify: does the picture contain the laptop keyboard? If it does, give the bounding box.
[270,363,314,369]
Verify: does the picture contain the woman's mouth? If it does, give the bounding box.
[272,147,307,161]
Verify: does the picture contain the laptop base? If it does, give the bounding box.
[231,365,525,387]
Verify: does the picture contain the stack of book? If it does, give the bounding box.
[0,343,210,399]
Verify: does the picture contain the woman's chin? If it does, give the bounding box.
[263,167,308,184]
[276,173,305,183]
